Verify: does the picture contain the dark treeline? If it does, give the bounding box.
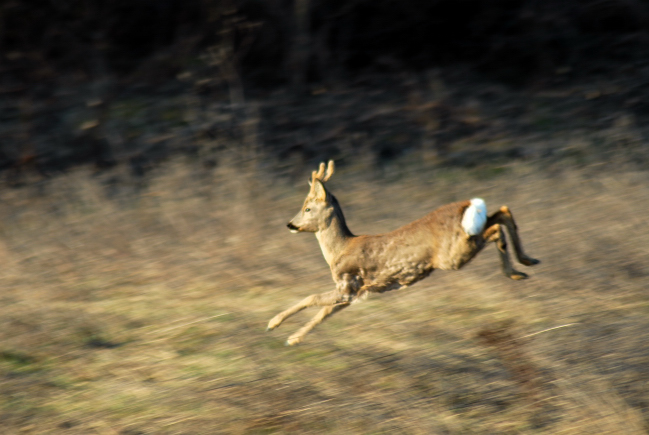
[2,0,648,87]
[1,0,648,176]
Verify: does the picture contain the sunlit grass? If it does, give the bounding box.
[0,157,647,433]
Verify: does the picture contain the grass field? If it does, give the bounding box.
[1,154,648,434]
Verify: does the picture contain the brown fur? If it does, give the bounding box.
[269,161,539,345]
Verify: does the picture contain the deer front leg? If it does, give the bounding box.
[267,289,348,331]
[487,206,540,267]
[286,304,348,346]
[483,223,528,280]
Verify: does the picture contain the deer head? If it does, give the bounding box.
[287,160,335,233]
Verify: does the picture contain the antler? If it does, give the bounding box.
[311,160,335,184]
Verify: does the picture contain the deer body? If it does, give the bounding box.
[328,201,484,291]
[269,161,539,345]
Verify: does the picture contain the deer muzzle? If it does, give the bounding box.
[287,222,300,233]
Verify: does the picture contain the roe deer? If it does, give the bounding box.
[268,160,539,345]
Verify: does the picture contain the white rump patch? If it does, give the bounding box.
[461,198,487,236]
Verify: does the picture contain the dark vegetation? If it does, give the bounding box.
[2,0,649,176]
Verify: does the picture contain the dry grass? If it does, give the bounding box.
[1,155,648,434]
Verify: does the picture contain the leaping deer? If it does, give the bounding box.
[268,160,539,345]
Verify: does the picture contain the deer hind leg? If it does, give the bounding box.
[267,290,348,332]
[483,223,529,280]
[286,304,348,346]
[486,206,540,267]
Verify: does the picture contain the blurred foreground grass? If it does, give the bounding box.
[1,156,648,434]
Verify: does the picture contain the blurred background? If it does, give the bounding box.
[2,0,649,173]
[1,1,649,434]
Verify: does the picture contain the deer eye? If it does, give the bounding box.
[305,208,311,212]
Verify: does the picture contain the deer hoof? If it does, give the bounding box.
[521,257,540,266]
[286,335,302,346]
[267,316,282,331]
[510,271,529,280]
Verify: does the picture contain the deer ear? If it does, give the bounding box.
[312,179,327,201]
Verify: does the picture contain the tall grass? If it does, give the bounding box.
[1,156,648,434]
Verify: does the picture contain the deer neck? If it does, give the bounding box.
[315,211,353,266]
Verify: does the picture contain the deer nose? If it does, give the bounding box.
[287,222,299,233]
